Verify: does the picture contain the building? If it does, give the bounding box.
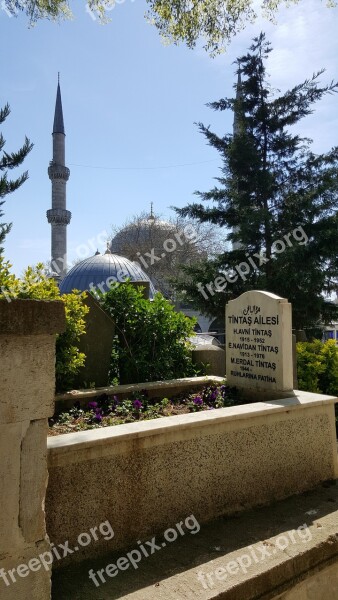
[46,75,71,279]
[47,80,222,338]
[48,79,155,297]
[60,247,156,297]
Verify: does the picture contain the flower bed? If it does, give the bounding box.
[48,383,241,435]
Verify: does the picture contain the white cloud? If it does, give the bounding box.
[201,0,338,152]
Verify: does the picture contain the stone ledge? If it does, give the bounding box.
[0,299,66,335]
[55,375,225,402]
[48,390,337,462]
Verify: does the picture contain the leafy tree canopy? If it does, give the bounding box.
[4,0,336,54]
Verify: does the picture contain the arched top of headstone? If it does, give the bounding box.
[228,290,288,303]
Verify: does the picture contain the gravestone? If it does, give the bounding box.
[226,291,293,400]
[73,293,116,389]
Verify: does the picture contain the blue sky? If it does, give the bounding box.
[1,0,338,275]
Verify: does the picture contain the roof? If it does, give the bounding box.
[53,82,65,135]
[59,253,156,297]
[110,217,175,253]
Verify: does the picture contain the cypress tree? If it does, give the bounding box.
[0,103,33,254]
[175,33,338,330]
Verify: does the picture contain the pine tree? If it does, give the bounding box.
[0,104,33,254]
[175,34,338,330]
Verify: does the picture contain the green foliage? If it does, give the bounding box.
[0,261,89,392]
[55,292,89,392]
[0,104,33,254]
[296,339,338,396]
[0,256,17,292]
[175,34,338,329]
[146,0,336,55]
[102,283,198,384]
[5,0,336,55]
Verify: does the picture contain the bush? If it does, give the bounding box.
[0,259,89,392]
[296,339,338,395]
[102,283,199,384]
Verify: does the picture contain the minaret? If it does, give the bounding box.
[47,75,71,278]
[148,201,155,222]
[232,66,243,251]
[233,67,243,137]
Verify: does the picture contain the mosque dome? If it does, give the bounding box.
[110,211,174,255]
[59,251,156,297]
[109,208,193,299]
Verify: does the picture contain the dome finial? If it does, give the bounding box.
[105,241,111,255]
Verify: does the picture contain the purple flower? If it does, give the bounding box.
[94,413,102,422]
[193,396,203,406]
[133,399,143,410]
[88,401,98,410]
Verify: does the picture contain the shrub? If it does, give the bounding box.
[296,339,338,395]
[0,259,89,392]
[102,283,199,384]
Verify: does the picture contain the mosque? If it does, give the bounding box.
[47,79,222,335]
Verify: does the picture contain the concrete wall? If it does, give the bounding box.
[0,299,65,599]
[46,390,338,566]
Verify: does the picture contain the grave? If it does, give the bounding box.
[226,290,294,400]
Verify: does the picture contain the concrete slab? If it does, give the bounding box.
[52,481,338,600]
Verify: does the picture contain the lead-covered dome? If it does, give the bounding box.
[110,215,174,254]
[110,212,187,298]
[60,251,156,297]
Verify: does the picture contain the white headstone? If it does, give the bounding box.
[226,291,293,398]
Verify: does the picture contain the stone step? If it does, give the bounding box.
[52,481,338,600]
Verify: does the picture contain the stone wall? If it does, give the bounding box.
[0,300,65,599]
[46,390,338,566]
